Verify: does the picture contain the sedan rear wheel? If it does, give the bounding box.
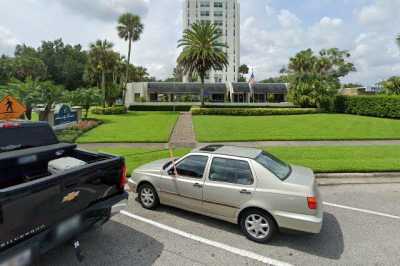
[240,210,277,243]
[139,184,159,210]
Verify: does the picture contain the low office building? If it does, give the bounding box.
[125,82,288,105]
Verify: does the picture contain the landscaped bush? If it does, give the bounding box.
[191,107,320,116]
[202,104,296,109]
[128,105,192,112]
[56,119,102,143]
[91,106,128,115]
[335,95,400,118]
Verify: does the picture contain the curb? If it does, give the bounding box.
[316,172,400,179]
[316,172,400,186]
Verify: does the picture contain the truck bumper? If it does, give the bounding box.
[0,192,129,265]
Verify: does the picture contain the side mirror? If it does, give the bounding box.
[168,169,176,176]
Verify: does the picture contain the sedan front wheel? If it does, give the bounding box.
[138,183,159,210]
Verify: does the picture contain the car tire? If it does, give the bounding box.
[240,209,277,243]
[138,183,159,210]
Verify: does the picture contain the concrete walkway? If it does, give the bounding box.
[168,112,197,148]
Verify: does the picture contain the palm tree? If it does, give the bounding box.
[177,21,228,106]
[117,13,144,103]
[88,40,114,107]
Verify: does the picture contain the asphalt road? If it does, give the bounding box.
[40,183,400,266]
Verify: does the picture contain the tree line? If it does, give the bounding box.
[0,13,154,118]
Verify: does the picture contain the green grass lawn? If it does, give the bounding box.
[96,148,191,175]
[95,145,400,175]
[77,112,179,143]
[193,114,400,141]
[267,146,400,173]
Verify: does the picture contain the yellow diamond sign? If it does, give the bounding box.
[0,96,26,120]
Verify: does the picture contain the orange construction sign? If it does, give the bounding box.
[0,95,26,120]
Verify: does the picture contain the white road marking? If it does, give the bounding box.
[120,210,292,266]
[323,202,400,220]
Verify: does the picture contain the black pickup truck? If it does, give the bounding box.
[0,121,128,265]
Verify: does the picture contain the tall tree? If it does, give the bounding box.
[286,48,355,107]
[40,40,88,90]
[4,77,40,120]
[66,87,102,118]
[88,40,114,107]
[117,13,144,103]
[177,21,228,106]
[381,76,400,95]
[0,56,15,84]
[238,64,249,82]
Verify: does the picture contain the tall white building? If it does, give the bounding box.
[183,0,240,83]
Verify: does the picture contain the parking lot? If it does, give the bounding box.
[41,183,400,266]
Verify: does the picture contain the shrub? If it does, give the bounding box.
[334,95,400,118]
[191,107,320,116]
[128,105,193,112]
[56,119,102,143]
[202,104,297,109]
[92,106,128,115]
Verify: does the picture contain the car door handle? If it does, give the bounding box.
[240,189,252,195]
[193,183,203,188]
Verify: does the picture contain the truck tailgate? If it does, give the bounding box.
[0,154,124,252]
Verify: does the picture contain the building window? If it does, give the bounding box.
[216,28,223,35]
[214,1,223,8]
[200,1,210,7]
[200,10,210,16]
[214,20,223,26]
[214,11,223,17]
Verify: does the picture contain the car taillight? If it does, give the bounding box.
[119,164,127,189]
[307,197,318,210]
[1,122,20,128]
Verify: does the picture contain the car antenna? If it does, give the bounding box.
[168,144,178,175]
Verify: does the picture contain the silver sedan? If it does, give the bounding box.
[129,145,323,243]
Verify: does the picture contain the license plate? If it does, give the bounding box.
[56,216,81,239]
[0,249,32,266]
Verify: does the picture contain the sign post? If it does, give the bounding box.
[0,96,26,120]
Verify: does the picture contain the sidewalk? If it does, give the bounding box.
[168,112,197,148]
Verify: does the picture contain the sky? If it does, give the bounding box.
[0,0,399,85]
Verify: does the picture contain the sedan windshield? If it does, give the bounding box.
[255,151,291,180]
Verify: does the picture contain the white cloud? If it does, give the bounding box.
[278,10,301,28]
[50,0,150,22]
[0,26,18,55]
[308,17,347,48]
[356,0,400,29]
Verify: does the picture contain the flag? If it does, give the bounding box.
[248,71,256,103]
[249,71,256,88]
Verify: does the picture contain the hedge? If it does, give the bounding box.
[335,95,400,118]
[128,105,192,112]
[202,104,296,109]
[191,107,320,116]
[91,106,128,115]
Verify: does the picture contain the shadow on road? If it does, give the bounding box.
[154,204,343,260]
[39,220,164,266]
[271,213,344,260]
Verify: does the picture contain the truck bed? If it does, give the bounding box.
[0,142,126,254]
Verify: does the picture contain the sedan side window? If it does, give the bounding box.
[209,157,253,185]
[175,155,209,179]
